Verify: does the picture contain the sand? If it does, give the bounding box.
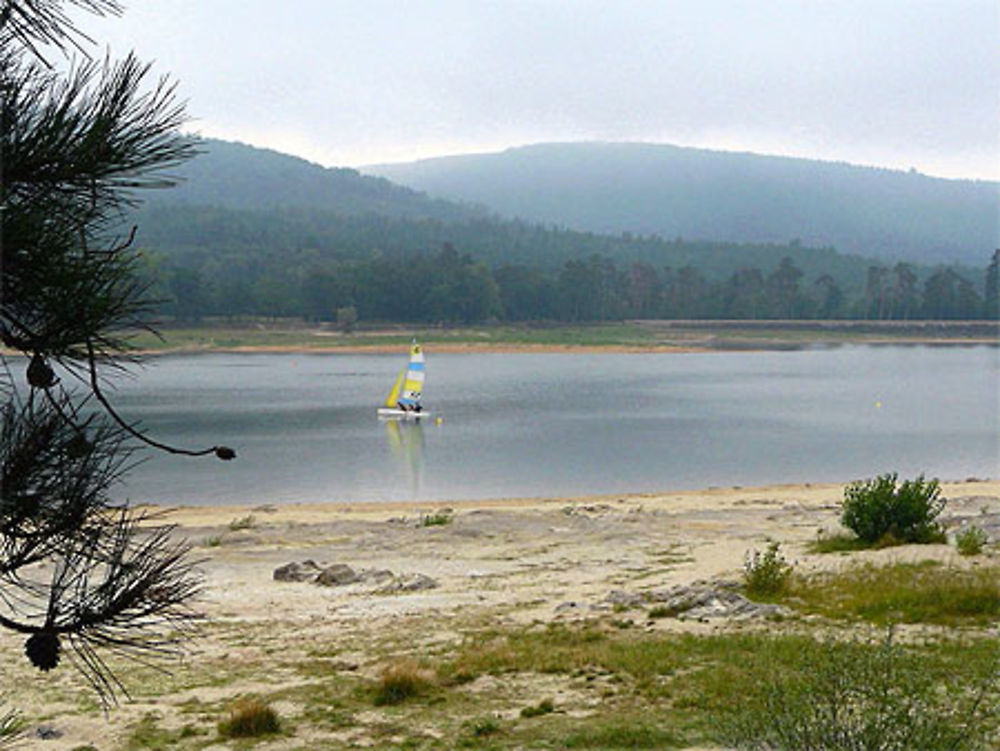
[3,479,998,749]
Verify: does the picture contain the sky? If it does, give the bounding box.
[75,0,998,180]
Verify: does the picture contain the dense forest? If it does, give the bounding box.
[129,139,998,324]
[144,229,998,323]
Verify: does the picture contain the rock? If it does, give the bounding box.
[357,568,394,584]
[35,725,62,740]
[315,563,360,586]
[642,583,788,621]
[603,589,646,608]
[273,559,322,582]
[380,573,438,592]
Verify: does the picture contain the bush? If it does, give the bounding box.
[372,660,434,705]
[743,541,793,597]
[520,698,555,718]
[840,473,945,545]
[719,630,999,751]
[956,525,989,556]
[217,699,281,738]
[419,512,452,527]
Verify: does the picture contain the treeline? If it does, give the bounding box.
[147,243,999,324]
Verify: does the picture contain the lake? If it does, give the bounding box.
[110,346,999,506]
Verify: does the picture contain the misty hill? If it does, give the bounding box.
[126,139,994,322]
[132,139,866,282]
[365,142,999,265]
[143,139,482,223]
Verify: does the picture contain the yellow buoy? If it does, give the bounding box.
[435,417,443,425]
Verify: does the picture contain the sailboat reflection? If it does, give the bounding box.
[383,418,425,497]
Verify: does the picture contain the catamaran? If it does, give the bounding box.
[377,340,430,419]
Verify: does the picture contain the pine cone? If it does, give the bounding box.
[214,446,236,460]
[25,631,61,671]
[26,353,57,389]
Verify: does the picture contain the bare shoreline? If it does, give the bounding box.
[5,479,998,749]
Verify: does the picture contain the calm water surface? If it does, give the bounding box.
[111,347,999,505]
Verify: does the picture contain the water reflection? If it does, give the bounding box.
[383,419,425,498]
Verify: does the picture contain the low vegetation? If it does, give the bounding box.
[217,698,281,739]
[720,630,999,751]
[419,511,453,527]
[840,472,946,545]
[785,561,1000,626]
[228,514,257,531]
[742,540,793,596]
[372,659,435,706]
[956,525,990,556]
[0,704,20,747]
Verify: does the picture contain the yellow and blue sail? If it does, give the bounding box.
[390,341,425,408]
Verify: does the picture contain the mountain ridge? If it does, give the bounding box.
[363,141,999,265]
[144,138,485,223]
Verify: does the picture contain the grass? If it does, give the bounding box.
[128,321,666,352]
[785,561,1000,625]
[956,525,990,556]
[128,319,997,354]
[123,713,206,750]
[809,530,879,553]
[372,660,436,706]
[419,512,453,527]
[32,607,996,751]
[719,630,999,751]
[563,720,684,749]
[743,541,793,596]
[435,623,999,748]
[217,698,281,738]
[228,514,256,531]
[519,698,554,718]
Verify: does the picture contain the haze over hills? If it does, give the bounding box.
[133,139,869,283]
[364,142,999,266]
[144,139,483,223]
[124,139,996,323]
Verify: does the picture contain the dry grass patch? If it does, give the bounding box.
[217,698,282,738]
[372,659,436,706]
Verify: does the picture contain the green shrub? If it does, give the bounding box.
[217,699,281,738]
[520,698,555,718]
[467,716,501,736]
[228,514,256,531]
[840,473,945,544]
[956,525,990,556]
[743,541,793,597]
[419,512,452,527]
[719,630,999,751]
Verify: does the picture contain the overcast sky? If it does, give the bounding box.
[78,0,998,180]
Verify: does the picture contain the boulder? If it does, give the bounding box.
[315,563,360,586]
[380,573,438,592]
[273,559,322,582]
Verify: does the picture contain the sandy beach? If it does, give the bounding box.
[3,479,998,749]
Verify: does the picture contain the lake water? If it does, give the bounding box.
[110,346,999,506]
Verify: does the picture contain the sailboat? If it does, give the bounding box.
[377,340,430,419]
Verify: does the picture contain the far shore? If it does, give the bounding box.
[123,319,999,356]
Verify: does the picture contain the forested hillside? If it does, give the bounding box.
[129,140,997,323]
[146,139,483,222]
[366,142,999,265]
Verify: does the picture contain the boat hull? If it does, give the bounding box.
[377,408,431,420]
